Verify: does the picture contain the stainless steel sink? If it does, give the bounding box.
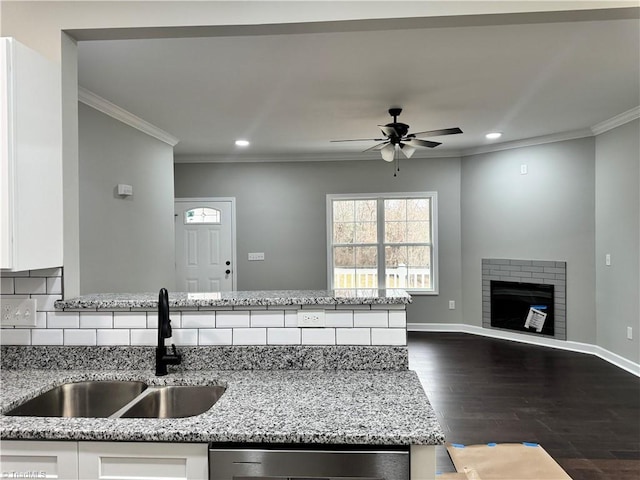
[5,381,148,418]
[120,385,226,418]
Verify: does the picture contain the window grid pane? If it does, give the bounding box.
[330,194,435,292]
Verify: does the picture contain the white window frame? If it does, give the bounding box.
[326,192,438,295]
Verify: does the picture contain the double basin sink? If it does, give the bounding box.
[4,381,225,419]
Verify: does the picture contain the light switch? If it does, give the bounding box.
[248,252,265,261]
[605,254,611,266]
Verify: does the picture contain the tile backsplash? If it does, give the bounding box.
[1,269,407,347]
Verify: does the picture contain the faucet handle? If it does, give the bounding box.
[171,343,178,356]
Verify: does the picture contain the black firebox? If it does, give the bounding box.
[490,280,555,336]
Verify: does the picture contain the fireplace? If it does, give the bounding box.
[490,280,555,336]
[482,259,566,340]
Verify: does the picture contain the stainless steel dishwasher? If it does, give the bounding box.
[208,443,410,480]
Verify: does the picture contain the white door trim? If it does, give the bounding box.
[175,197,237,291]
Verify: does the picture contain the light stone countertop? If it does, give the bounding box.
[54,289,412,310]
[0,369,443,446]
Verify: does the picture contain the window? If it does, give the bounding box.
[327,193,437,293]
[184,207,221,224]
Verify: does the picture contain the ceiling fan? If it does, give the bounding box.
[331,108,462,173]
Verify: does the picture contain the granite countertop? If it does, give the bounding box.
[54,289,412,310]
[0,369,443,446]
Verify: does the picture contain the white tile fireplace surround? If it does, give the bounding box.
[482,258,567,340]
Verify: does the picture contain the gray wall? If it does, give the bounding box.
[78,103,175,294]
[460,137,597,345]
[595,119,640,363]
[174,157,463,325]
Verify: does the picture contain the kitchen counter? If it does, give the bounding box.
[0,369,443,446]
[54,289,412,310]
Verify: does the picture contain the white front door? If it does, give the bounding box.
[175,198,236,292]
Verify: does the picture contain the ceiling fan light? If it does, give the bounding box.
[485,132,502,140]
[381,144,395,162]
[400,143,416,158]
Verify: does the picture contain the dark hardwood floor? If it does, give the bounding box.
[408,332,640,480]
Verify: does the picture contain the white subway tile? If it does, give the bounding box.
[80,312,113,329]
[97,329,130,346]
[7,270,29,277]
[63,329,96,346]
[354,310,388,328]
[325,311,353,328]
[267,328,301,345]
[217,311,250,328]
[1,277,14,294]
[33,311,47,329]
[301,328,336,345]
[130,329,156,346]
[372,304,406,310]
[389,310,407,328]
[169,312,181,328]
[250,311,284,328]
[171,329,198,346]
[182,312,215,328]
[284,311,298,327]
[233,328,266,345]
[30,267,62,277]
[336,328,371,345]
[372,328,406,346]
[15,277,46,294]
[31,294,61,312]
[199,328,232,345]
[0,328,31,345]
[32,329,63,345]
[46,277,63,294]
[47,312,79,329]
[147,313,158,329]
[113,312,147,329]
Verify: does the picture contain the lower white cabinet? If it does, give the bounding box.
[1,440,208,480]
[0,440,78,479]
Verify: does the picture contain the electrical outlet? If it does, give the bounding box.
[1,299,37,326]
[627,327,633,340]
[448,300,456,310]
[297,310,325,327]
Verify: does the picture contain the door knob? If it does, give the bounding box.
[225,261,231,266]
[225,269,231,275]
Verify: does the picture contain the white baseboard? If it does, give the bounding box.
[408,323,640,377]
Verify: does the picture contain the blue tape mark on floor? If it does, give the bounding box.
[451,443,465,448]
[523,442,539,447]
[487,442,497,447]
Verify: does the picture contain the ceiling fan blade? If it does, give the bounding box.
[362,141,389,153]
[331,138,387,143]
[378,125,399,137]
[406,138,441,148]
[381,143,396,162]
[400,143,416,158]
[410,127,463,137]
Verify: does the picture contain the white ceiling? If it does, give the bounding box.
[77,7,640,161]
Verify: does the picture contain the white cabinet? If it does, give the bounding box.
[0,441,208,480]
[0,440,78,479]
[1,37,63,271]
[78,442,208,480]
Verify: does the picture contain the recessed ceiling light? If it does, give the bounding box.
[235,139,250,147]
[485,132,502,140]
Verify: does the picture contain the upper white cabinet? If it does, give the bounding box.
[1,37,62,271]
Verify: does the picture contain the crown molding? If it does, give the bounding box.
[460,129,594,157]
[78,87,180,147]
[591,105,640,135]
[174,149,463,164]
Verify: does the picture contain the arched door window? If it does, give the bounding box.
[184,207,221,224]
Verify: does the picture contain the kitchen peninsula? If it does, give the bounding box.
[1,289,444,479]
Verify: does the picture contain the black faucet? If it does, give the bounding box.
[156,288,182,376]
